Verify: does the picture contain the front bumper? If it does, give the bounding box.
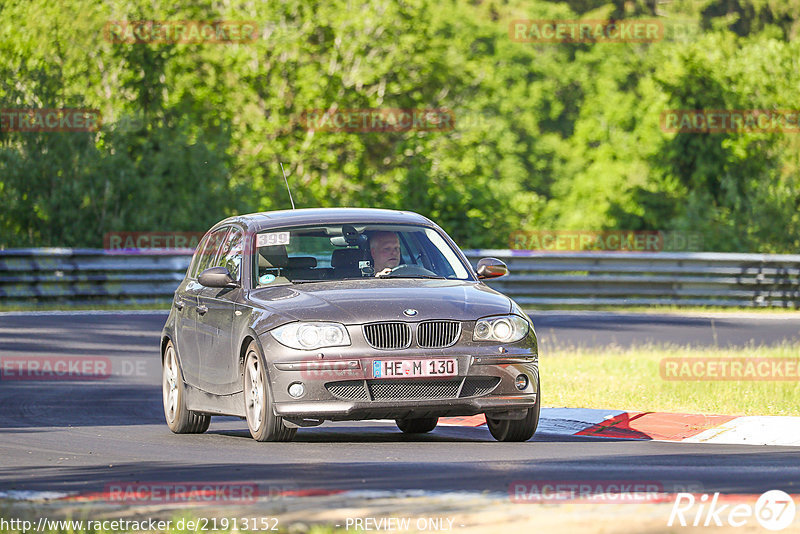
[274,393,538,421]
[259,321,539,423]
[266,352,539,421]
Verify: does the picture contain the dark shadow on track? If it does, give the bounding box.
[0,384,163,429]
[3,448,800,495]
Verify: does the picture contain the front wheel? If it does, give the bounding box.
[243,341,296,442]
[396,417,439,434]
[162,340,210,434]
[486,381,540,442]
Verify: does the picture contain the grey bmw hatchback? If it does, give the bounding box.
[161,208,540,442]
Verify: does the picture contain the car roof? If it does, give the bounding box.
[213,208,437,233]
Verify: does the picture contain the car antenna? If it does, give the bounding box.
[280,162,296,209]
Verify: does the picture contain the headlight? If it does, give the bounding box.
[270,322,351,350]
[473,315,529,343]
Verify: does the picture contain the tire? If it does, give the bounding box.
[486,380,540,442]
[162,340,210,434]
[243,341,296,442]
[396,417,439,434]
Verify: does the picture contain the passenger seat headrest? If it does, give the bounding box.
[288,256,317,269]
[258,245,289,268]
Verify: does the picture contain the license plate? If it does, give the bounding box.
[372,359,457,378]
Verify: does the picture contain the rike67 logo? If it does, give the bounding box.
[668,490,797,530]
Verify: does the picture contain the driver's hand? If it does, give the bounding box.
[375,267,393,277]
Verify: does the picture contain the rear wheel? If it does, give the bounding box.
[162,340,210,434]
[396,417,439,434]
[486,380,540,442]
[243,341,296,442]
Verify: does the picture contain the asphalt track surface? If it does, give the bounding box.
[1,311,799,497]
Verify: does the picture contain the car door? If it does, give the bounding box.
[196,226,243,395]
[178,227,228,387]
[173,279,201,386]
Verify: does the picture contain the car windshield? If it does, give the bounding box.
[253,223,472,287]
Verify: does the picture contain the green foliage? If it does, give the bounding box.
[0,0,798,251]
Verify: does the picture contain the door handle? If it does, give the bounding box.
[197,304,208,315]
[175,298,184,311]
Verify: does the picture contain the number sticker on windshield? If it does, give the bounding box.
[257,232,290,247]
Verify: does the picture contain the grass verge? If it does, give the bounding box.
[544,342,800,416]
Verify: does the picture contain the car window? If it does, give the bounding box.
[253,224,474,286]
[189,234,212,279]
[424,228,469,278]
[191,227,230,278]
[286,235,335,267]
[217,227,244,280]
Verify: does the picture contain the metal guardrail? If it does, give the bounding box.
[0,248,192,304]
[0,248,798,308]
[471,250,800,308]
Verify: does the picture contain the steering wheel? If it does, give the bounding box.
[388,264,438,277]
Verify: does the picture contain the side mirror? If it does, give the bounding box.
[476,257,508,280]
[198,266,239,288]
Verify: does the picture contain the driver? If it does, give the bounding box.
[369,231,401,276]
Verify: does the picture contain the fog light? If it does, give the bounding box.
[288,382,305,398]
[515,374,529,390]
